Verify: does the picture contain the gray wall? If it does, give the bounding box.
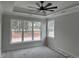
[0,12,1,57]
[0,4,2,57]
[47,12,79,57]
[2,14,46,52]
[0,11,1,57]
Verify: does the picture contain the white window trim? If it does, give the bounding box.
[10,19,42,44]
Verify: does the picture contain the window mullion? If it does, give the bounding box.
[46,19,48,38]
[40,22,42,40]
[22,20,24,42]
[32,22,34,40]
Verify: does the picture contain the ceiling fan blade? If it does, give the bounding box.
[46,9,54,12]
[46,6,57,9]
[36,3,40,7]
[44,3,52,8]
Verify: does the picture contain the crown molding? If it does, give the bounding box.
[46,3,79,19]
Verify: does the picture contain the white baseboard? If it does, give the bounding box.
[52,48,77,58]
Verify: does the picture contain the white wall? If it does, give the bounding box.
[2,14,46,52]
[48,11,79,57]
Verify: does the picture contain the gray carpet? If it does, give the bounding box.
[2,46,66,58]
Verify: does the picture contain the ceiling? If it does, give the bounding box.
[0,1,79,16]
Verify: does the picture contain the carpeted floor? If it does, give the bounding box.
[2,46,67,58]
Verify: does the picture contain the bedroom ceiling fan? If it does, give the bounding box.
[13,1,58,15]
[28,1,58,15]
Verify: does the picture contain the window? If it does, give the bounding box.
[48,20,54,38]
[11,19,22,43]
[11,19,41,43]
[33,22,41,41]
[23,21,32,42]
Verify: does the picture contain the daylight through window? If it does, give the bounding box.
[48,20,54,38]
[11,19,41,43]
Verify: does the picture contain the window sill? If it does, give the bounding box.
[10,40,42,44]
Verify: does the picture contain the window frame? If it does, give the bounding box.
[33,22,41,41]
[47,20,55,38]
[10,19,42,44]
